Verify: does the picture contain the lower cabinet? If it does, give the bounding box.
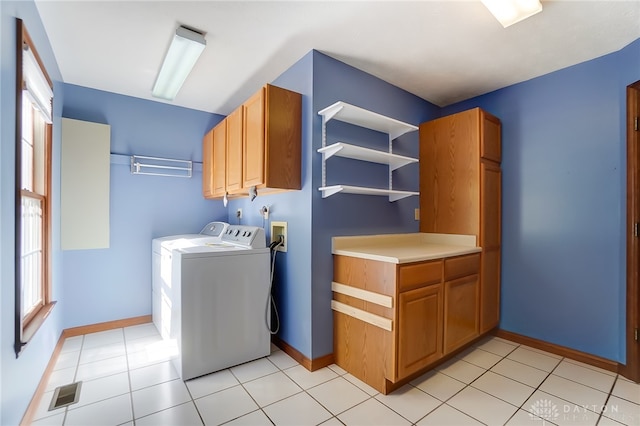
[397,283,442,379]
[333,252,482,394]
[444,274,480,354]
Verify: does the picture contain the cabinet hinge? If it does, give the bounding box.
[635,117,639,131]
[635,328,638,342]
[635,223,639,238]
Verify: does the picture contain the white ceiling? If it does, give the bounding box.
[35,0,640,115]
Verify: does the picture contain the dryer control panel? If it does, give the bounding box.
[222,226,266,249]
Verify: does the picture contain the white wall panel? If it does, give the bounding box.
[61,118,110,250]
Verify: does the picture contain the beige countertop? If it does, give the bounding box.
[332,233,481,264]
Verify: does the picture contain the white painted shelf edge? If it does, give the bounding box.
[318,185,419,202]
[318,101,418,140]
[317,142,418,171]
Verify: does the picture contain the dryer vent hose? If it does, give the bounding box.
[266,236,284,335]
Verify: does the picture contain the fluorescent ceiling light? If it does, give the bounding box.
[481,0,543,28]
[152,26,206,101]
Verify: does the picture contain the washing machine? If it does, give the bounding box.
[151,223,270,380]
[151,221,229,337]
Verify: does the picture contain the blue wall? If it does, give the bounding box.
[310,51,441,358]
[1,1,637,419]
[61,84,227,328]
[443,38,640,363]
[228,51,315,356]
[229,51,441,359]
[0,2,64,425]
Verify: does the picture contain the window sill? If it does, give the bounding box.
[17,301,56,357]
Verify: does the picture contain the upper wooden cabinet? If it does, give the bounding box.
[202,84,302,199]
[226,108,243,193]
[203,119,227,198]
[419,108,501,334]
[243,89,266,188]
[202,128,214,198]
[243,84,302,191]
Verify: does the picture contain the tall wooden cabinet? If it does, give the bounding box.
[419,108,501,333]
[202,84,301,199]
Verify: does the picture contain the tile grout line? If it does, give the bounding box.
[596,374,620,425]
[449,346,518,426]
[261,356,349,425]
[535,356,619,420]
[267,355,370,424]
[181,369,207,426]
[122,327,138,426]
[61,335,86,425]
[230,356,286,425]
[410,339,522,425]
[506,354,562,425]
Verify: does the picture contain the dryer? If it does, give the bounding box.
[151,223,270,380]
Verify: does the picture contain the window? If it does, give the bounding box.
[15,19,55,356]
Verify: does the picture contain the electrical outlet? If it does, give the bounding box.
[414,208,420,221]
[236,208,242,219]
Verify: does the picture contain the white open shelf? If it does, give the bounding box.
[318,185,419,202]
[317,142,418,171]
[318,101,418,140]
[318,101,419,202]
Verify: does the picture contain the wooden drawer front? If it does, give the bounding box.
[481,112,501,163]
[398,260,442,292]
[444,253,480,281]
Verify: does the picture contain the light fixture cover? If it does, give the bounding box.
[481,0,543,28]
[152,26,206,100]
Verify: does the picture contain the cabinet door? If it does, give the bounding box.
[211,120,226,197]
[481,111,501,163]
[444,274,479,354]
[243,88,265,188]
[419,109,480,236]
[226,107,243,193]
[202,128,214,198]
[480,248,500,332]
[480,161,501,332]
[480,162,501,248]
[397,284,443,380]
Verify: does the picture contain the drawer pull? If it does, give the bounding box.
[331,282,393,308]
[331,300,393,331]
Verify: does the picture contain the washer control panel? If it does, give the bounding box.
[200,221,229,238]
[221,226,266,248]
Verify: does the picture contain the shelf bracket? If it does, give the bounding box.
[319,144,345,160]
[389,192,415,202]
[321,104,344,123]
[319,186,345,198]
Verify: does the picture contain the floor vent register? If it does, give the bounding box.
[48,381,82,411]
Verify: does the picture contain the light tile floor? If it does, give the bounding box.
[30,323,640,426]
